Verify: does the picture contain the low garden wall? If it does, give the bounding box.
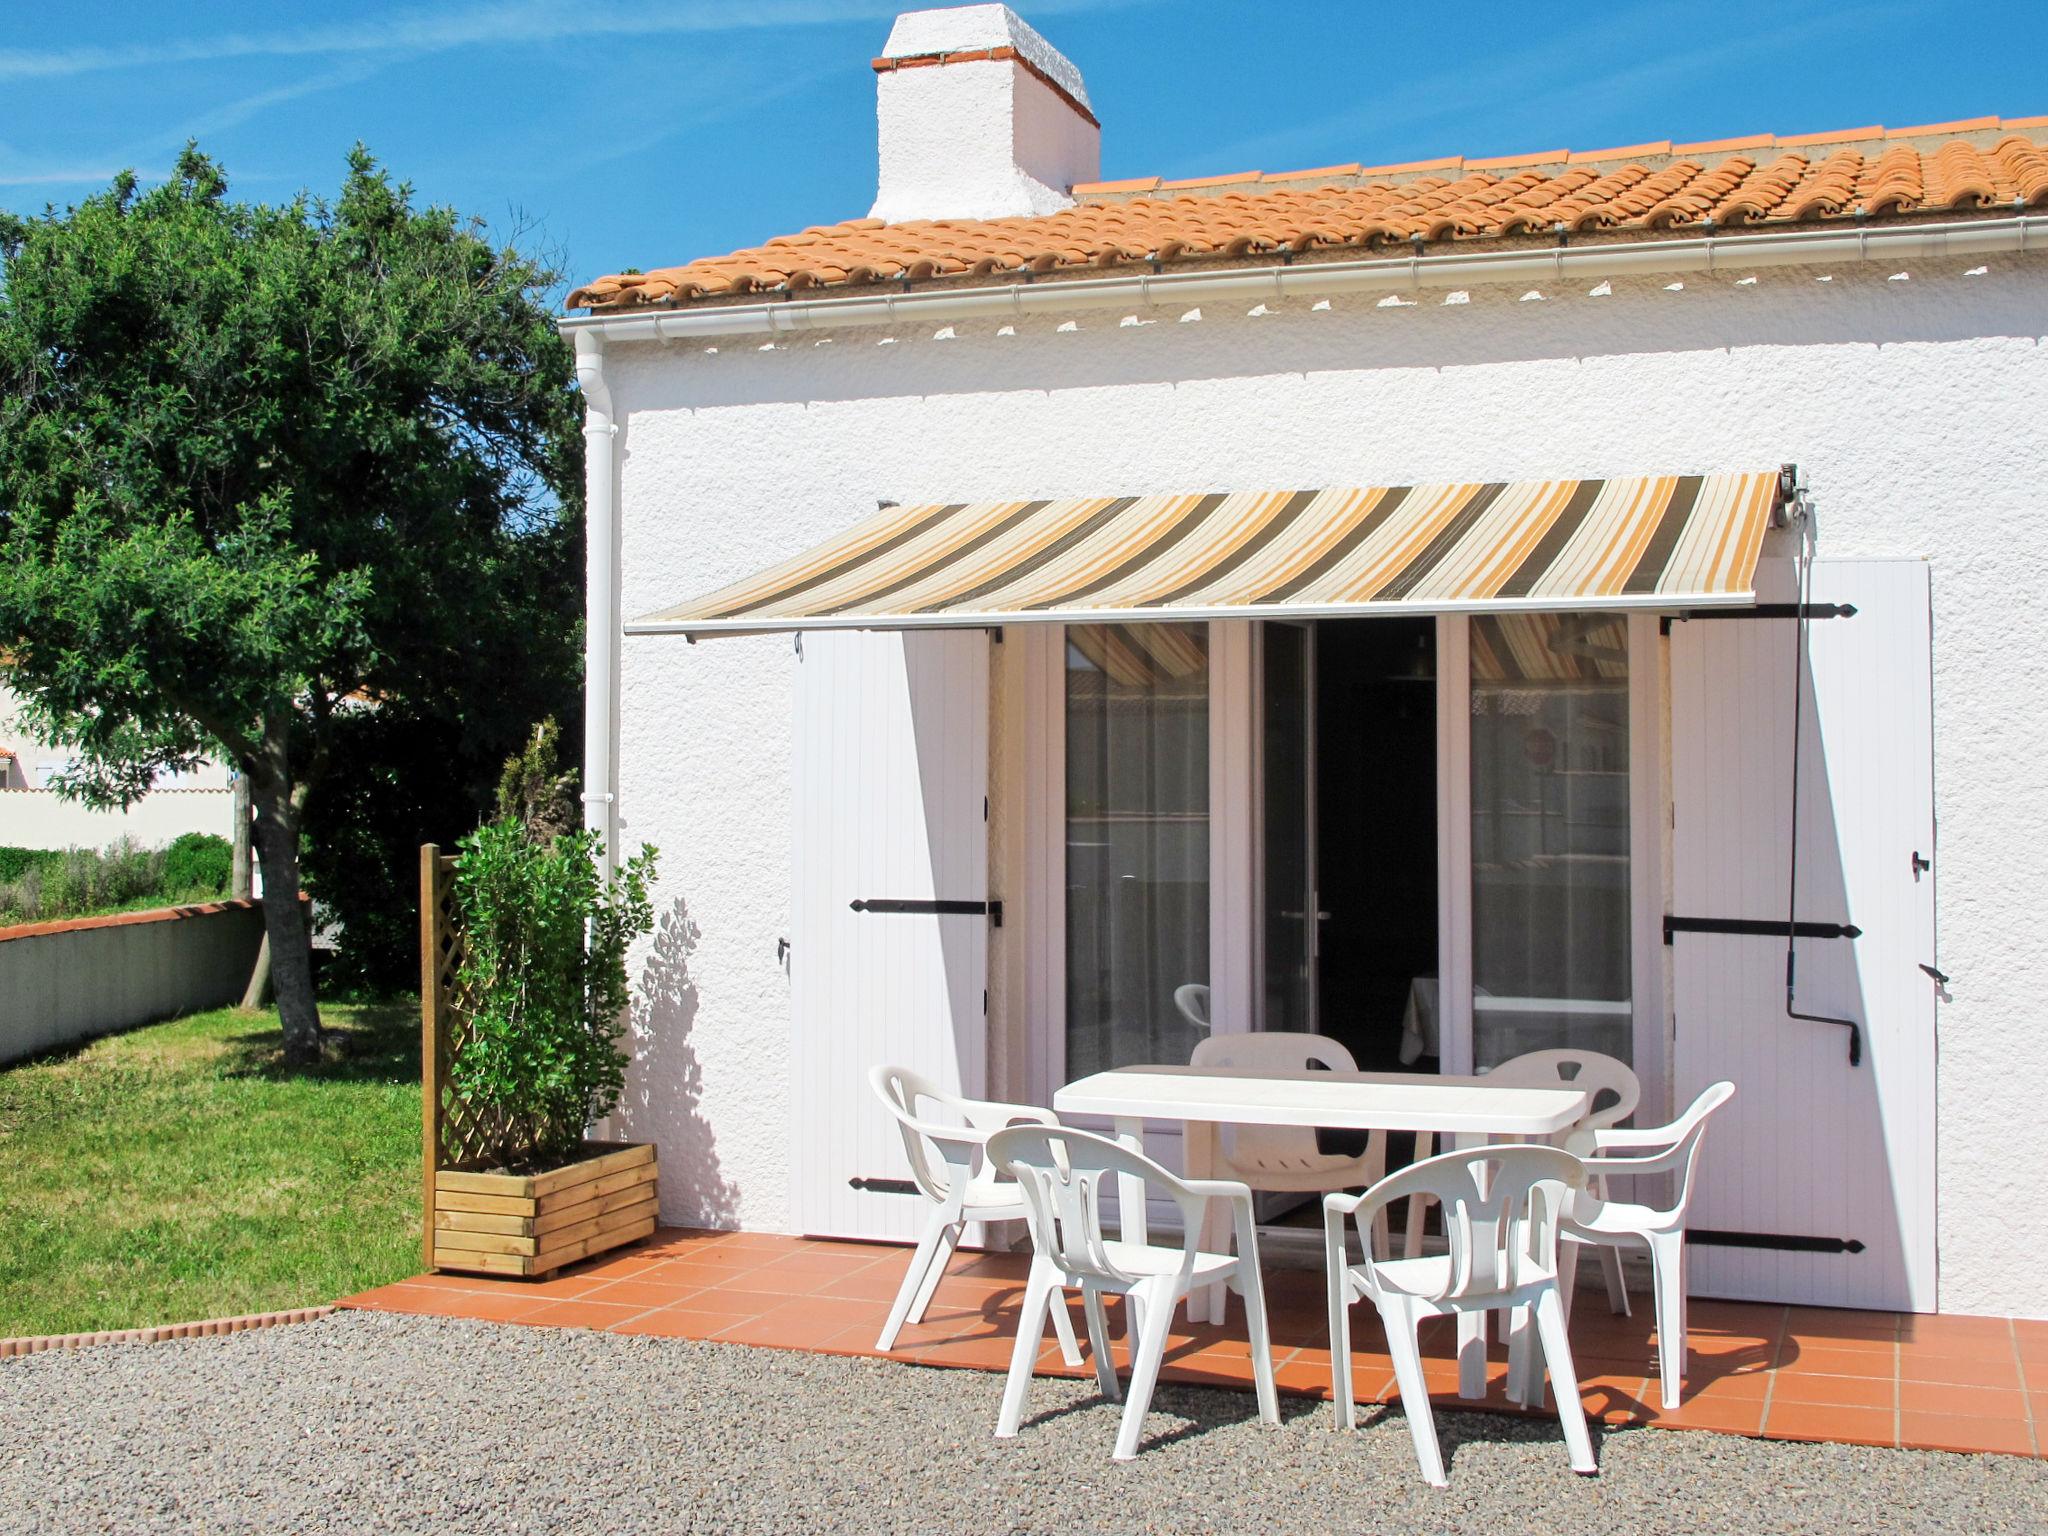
[0,900,266,1065]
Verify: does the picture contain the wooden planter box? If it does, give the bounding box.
[431,1141,657,1279]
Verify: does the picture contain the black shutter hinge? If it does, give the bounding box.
[1664,915,1861,945]
[1661,602,1857,635]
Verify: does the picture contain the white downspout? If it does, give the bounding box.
[575,329,619,877]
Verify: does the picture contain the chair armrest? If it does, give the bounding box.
[1589,1124,1682,1152]
[1322,1188,1368,1218]
[1579,1145,1689,1179]
[1180,1176,1255,1208]
[958,1098,1061,1135]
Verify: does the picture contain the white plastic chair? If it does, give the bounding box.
[868,1064,1082,1365]
[1189,1032,1415,1256]
[988,1123,1279,1461]
[1550,1080,1736,1411]
[1483,1049,1642,1313]
[1325,1145,1595,1487]
[1173,983,1212,1032]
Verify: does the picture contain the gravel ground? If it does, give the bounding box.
[4,1311,2042,1535]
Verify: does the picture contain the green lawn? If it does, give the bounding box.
[0,1002,422,1338]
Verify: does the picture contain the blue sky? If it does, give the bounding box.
[3,1,2042,298]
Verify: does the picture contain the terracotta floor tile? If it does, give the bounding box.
[608,1305,732,1340]
[906,1333,1020,1371]
[631,1229,737,1258]
[1897,1350,2023,1389]
[1777,1344,1898,1377]
[883,1315,1007,1353]
[1780,1327,1899,1356]
[348,1228,2046,1459]
[1785,1306,1904,1337]
[583,1277,703,1310]
[338,1284,465,1315]
[713,1297,880,1351]
[708,1261,847,1299]
[400,1272,519,1294]
[1764,1401,1897,1447]
[1898,1412,2037,1457]
[1276,1354,1348,1399]
[421,1291,552,1325]
[1897,1326,2020,1360]
[643,1246,771,1275]
[1662,1368,1772,1402]
[656,1285,777,1321]
[948,1252,1031,1281]
[644,1258,765,1289]
[710,1231,813,1253]
[1899,1381,2029,1418]
[813,1265,918,1305]
[748,1246,887,1277]
[1768,1370,1896,1409]
[1635,1395,1767,1434]
[1574,1373,1651,1418]
[523,1298,660,1331]
[1901,1313,2017,1341]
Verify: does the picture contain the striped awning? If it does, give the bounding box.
[629,472,1781,636]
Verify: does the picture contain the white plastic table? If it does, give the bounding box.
[1052,1064,1589,1397]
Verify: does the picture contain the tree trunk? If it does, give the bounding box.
[248,771,322,1064]
[231,770,253,899]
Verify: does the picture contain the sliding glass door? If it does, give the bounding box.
[1065,623,1211,1078]
[1466,613,1634,1068]
[1261,621,1316,1035]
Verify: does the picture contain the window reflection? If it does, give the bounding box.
[1066,623,1210,1077]
[1470,613,1631,1068]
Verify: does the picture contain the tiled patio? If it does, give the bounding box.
[342,1227,2047,1459]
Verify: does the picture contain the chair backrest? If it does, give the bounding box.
[1190,1032,1358,1174]
[1580,1080,1735,1223]
[1486,1048,1641,1132]
[988,1124,1206,1290]
[1173,983,1212,1032]
[869,1064,987,1203]
[1349,1144,1585,1305]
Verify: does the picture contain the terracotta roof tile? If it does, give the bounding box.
[569,116,2048,312]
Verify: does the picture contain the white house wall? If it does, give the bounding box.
[605,255,2048,1315]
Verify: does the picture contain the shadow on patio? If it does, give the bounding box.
[341,1227,2046,1460]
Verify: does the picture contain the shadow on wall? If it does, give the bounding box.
[614,897,740,1229]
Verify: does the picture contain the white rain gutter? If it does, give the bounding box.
[573,329,619,876]
[558,214,2045,344]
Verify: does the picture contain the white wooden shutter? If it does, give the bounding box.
[1670,557,1937,1310]
[790,630,992,1241]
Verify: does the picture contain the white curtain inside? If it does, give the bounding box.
[1468,612,1633,1068]
[1064,623,1211,1078]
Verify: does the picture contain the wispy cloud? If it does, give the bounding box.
[0,146,124,187]
[0,59,383,187]
[0,0,1131,82]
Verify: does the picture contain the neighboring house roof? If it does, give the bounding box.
[568,116,2048,312]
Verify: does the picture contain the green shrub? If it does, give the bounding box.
[163,832,234,895]
[0,846,63,883]
[0,833,235,926]
[449,820,658,1172]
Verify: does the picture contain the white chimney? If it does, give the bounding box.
[870,5,1100,224]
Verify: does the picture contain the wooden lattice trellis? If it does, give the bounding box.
[419,843,516,1266]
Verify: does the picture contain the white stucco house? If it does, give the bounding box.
[563,5,2048,1318]
[0,682,235,851]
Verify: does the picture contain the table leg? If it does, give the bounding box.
[1180,1119,1227,1324]
[1110,1116,1148,1249]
